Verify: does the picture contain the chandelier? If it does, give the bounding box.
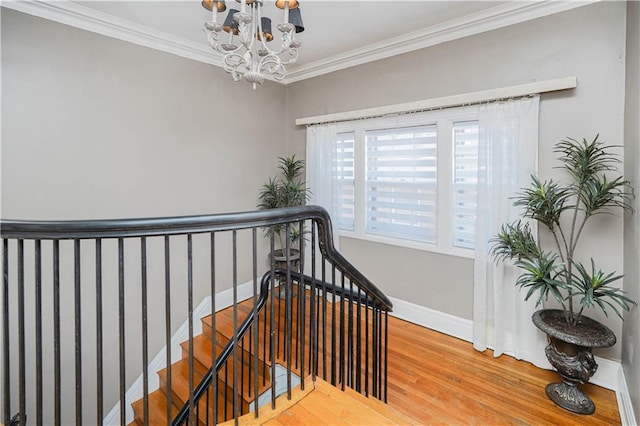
[202,0,304,89]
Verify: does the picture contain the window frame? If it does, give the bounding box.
[333,106,479,259]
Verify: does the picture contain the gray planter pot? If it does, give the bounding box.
[270,248,301,270]
[532,309,616,415]
[269,248,300,299]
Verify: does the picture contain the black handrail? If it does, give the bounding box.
[1,206,392,312]
[1,205,392,425]
[171,268,386,425]
[172,269,272,425]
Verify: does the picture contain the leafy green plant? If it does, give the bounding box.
[491,135,636,325]
[257,155,310,249]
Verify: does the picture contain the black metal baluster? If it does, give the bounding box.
[210,232,217,423]
[74,239,83,425]
[187,235,195,426]
[252,228,259,416]
[348,278,354,389]
[141,237,149,426]
[364,301,369,397]
[372,307,378,399]
[269,233,276,408]
[339,273,345,390]
[384,311,389,403]
[164,236,172,425]
[204,387,210,425]
[356,288,362,394]
[2,239,9,426]
[378,308,383,400]
[223,364,229,421]
[17,240,25,425]
[309,224,317,379]
[285,225,292,399]
[241,333,246,411]
[118,238,125,425]
[53,240,61,426]
[232,230,239,422]
[95,239,103,425]
[298,220,306,389]
[321,258,327,381]
[261,272,268,387]
[330,265,336,386]
[35,240,43,426]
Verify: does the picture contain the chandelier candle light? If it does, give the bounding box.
[202,0,304,89]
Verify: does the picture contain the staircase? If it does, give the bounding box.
[131,284,387,425]
[1,206,392,426]
[130,297,273,425]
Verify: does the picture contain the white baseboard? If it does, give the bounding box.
[617,367,638,426]
[388,296,625,393]
[388,296,473,342]
[103,280,256,425]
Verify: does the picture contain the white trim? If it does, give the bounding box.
[591,357,620,392]
[296,77,577,126]
[1,0,223,67]
[283,1,598,84]
[617,367,637,426]
[103,280,256,425]
[2,1,597,84]
[388,296,621,392]
[388,297,473,342]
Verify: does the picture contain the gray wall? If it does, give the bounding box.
[286,2,629,360]
[2,1,637,422]
[1,8,288,422]
[623,1,640,423]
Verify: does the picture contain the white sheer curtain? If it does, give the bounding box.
[472,95,550,368]
[305,124,340,249]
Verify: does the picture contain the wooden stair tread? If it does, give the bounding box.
[203,290,339,380]
[180,334,272,403]
[159,358,236,424]
[131,389,179,426]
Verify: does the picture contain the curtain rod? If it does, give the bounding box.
[295,76,577,126]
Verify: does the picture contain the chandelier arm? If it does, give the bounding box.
[223,52,248,81]
[258,55,286,81]
[277,48,299,65]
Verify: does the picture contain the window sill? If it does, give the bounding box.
[338,231,475,260]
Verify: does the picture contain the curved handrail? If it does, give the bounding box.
[1,206,392,311]
[172,268,386,425]
[172,269,272,425]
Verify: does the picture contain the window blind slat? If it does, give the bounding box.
[366,124,437,243]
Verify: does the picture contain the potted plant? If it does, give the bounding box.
[490,135,637,415]
[257,155,310,271]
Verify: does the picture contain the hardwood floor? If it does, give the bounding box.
[132,289,621,425]
[385,316,620,425]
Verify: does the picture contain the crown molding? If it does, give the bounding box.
[282,0,599,84]
[2,0,598,85]
[1,0,224,67]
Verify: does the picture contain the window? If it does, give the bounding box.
[334,132,355,231]
[366,125,437,243]
[329,106,479,257]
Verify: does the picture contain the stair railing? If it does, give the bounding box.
[1,206,392,425]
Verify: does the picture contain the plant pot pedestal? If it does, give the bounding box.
[532,309,616,415]
[270,249,300,299]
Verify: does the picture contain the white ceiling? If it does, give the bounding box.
[4,1,596,83]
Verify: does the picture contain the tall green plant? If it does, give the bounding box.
[491,135,636,325]
[257,155,310,249]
